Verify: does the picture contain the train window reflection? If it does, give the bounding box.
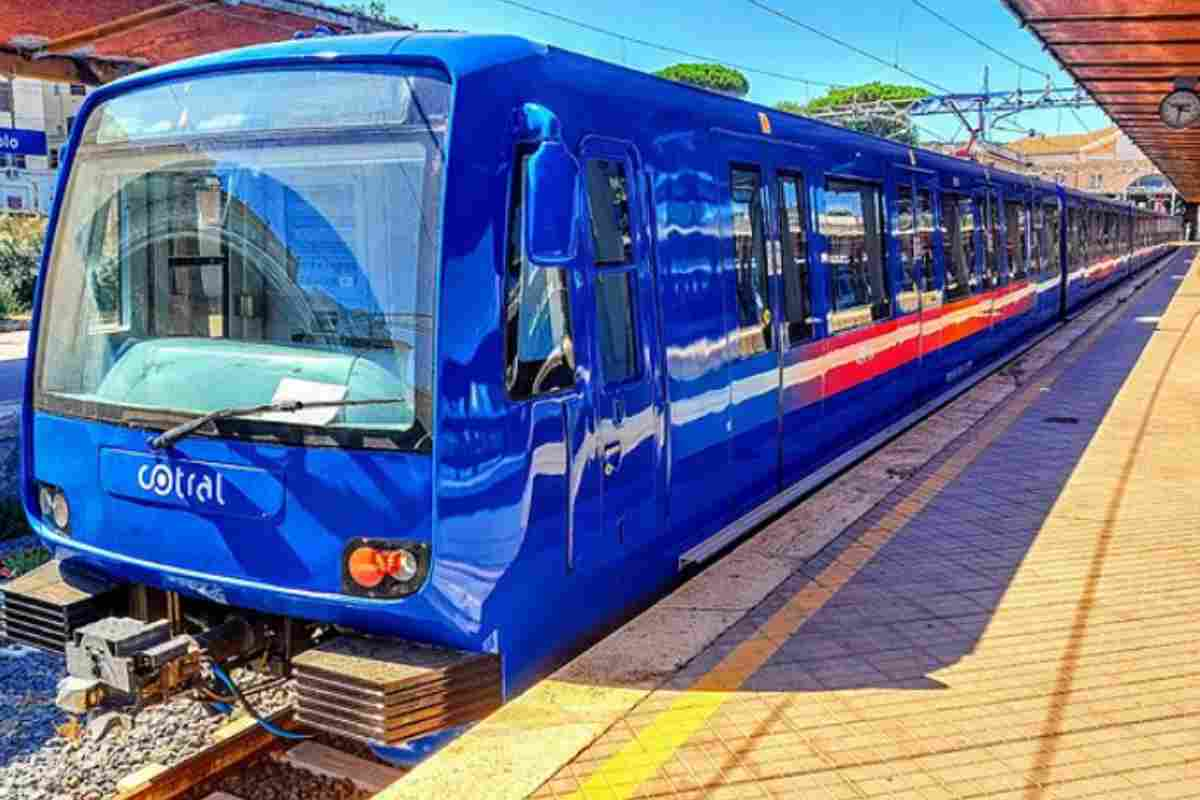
[1006,200,1028,281]
[915,189,935,294]
[895,184,936,314]
[505,156,576,400]
[822,178,889,330]
[595,271,638,384]
[730,166,773,355]
[1045,200,1061,279]
[941,193,973,300]
[895,185,919,313]
[776,173,812,344]
[982,192,1003,288]
[585,159,632,265]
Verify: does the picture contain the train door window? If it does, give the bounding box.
[822,178,890,328]
[504,155,576,400]
[1005,200,1028,281]
[1029,203,1043,279]
[1084,209,1094,266]
[1045,201,1061,277]
[982,192,1003,288]
[915,188,935,292]
[594,271,638,384]
[585,159,633,265]
[940,193,972,300]
[894,184,919,313]
[776,172,813,344]
[1074,208,1083,269]
[586,158,639,384]
[730,166,773,354]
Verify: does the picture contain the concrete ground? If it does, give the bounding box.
[385,248,1200,800]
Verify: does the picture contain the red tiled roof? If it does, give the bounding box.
[0,1,403,82]
[1007,127,1118,157]
[1006,0,1200,201]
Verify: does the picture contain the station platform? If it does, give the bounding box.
[383,247,1200,800]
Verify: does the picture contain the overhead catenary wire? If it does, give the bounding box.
[909,0,1051,81]
[744,0,955,94]
[491,0,843,89]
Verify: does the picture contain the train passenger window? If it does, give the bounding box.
[730,166,773,354]
[940,193,972,300]
[822,178,890,328]
[1005,200,1028,281]
[505,156,576,400]
[595,271,638,384]
[776,173,813,344]
[585,159,633,265]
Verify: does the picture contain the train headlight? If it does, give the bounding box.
[37,483,71,533]
[343,539,428,598]
[38,485,55,517]
[52,493,71,531]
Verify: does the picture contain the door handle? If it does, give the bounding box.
[603,441,621,477]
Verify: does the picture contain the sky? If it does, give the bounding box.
[376,0,1113,145]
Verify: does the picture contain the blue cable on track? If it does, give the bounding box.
[209,662,311,741]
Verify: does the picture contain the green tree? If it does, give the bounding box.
[655,64,750,98]
[776,82,931,145]
[336,1,408,26]
[0,213,46,315]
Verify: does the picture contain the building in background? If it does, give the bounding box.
[1005,128,1178,212]
[0,76,88,214]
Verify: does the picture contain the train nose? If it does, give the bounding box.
[30,413,436,603]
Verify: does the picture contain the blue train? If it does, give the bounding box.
[13,33,1178,732]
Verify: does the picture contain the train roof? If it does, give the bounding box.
[100,31,1168,217]
[106,31,545,87]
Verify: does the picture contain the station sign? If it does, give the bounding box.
[0,128,47,157]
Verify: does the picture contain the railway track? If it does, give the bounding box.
[113,709,401,800]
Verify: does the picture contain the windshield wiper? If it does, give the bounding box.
[149,398,405,450]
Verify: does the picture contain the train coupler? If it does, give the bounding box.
[56,615,265,714]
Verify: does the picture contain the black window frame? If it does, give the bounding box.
[593,268,640,387]
[894,183,920,312]
[1004,198,1029,282]
[821,176,891,326]
[1044,199,1062,279]
[941,191,974,301]
[730,164,774,354]
[980,191,1004,289]
[776,171,814,345]
[584,158,634,266]
[502,151,577,401]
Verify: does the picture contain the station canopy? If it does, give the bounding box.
[1006,0,1200,201]
[0,0,406,85]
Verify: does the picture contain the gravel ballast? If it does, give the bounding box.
[0,641,294,800]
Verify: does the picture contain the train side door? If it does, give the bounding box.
[719,136,782,511]
[579,138,661,558]
[892,166,938,410]
[773,165,826,484]
[913,174,943,403]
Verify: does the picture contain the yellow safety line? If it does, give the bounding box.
[563,251,1194,800]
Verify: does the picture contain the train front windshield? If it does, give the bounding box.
[35,68,447,449]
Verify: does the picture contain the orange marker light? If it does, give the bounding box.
[348,546,385,589]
